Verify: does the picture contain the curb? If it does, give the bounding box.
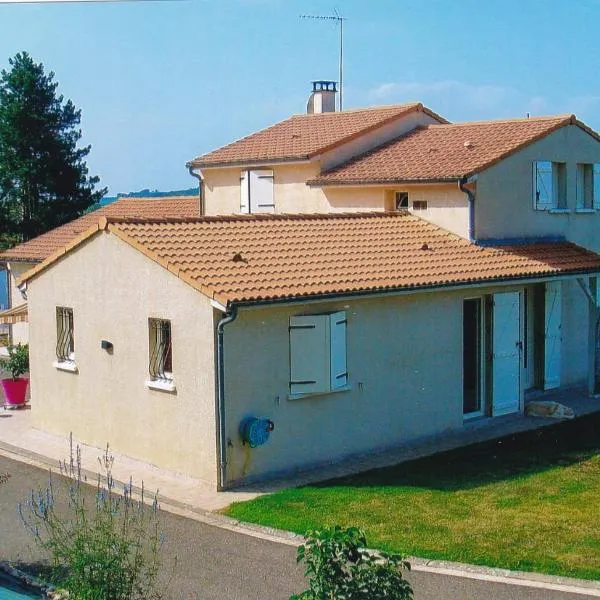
[2,440,600,597]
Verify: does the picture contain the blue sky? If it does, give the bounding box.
[1,0,599,195]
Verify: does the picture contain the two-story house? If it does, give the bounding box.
[13,82,600,489]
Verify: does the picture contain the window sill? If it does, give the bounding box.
[53,360,78,373]
[575,208,596,214]
[288,384,351,401]
[548,208,571,214]
[145,379,176,393]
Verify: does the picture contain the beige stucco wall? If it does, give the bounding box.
[7,261,33,345]
[222,277,591,486]
[28,233,218,485]
[476,124,600,250]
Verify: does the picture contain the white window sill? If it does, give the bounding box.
[145,378,176,393]
[575,208,596,214]
[548,208,571,214]
[53,360,78,373]
[288,384,351,401]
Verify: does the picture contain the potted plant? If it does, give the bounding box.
[1,343,29,407]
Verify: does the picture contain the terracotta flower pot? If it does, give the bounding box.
[1,377,29,406]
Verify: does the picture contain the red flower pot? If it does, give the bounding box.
[1,377,29,406]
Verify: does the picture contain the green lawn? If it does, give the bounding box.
[225,414,600,580]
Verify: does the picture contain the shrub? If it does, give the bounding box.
[1,343,29,379]
[19,438,168,600]
[291,525,413,600]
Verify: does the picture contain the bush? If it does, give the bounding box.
[19,438,168,600]
[1,343,29,379]
[291,525,413,600]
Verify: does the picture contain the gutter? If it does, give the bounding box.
[215,303,238,491]
[187,166,205,216]
[459,176,476,242]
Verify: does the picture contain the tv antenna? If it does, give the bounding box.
[300,9,346,111]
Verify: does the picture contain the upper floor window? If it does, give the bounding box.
[240,169,274,214]
[395,192,409,210]
[533,161,566,210]
[576,163,600,210]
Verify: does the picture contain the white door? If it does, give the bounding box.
[544,281,562,390]
[492,292,521,416]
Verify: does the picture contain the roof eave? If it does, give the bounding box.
[307,176,462,187]
[186,156,312,170]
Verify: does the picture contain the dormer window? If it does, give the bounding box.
[395,192,409,210]
[240,169,274,214]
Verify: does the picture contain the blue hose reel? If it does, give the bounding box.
[239,416,275,448]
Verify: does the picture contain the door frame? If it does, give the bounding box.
[462,296,486,419]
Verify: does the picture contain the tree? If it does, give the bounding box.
[0,52,106,242]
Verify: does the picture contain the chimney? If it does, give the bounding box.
[307,80,337,114]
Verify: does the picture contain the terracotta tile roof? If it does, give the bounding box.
[0,196,200,262]
[188,104,447,168]
[20,213,600,306]
[310,115,598,185]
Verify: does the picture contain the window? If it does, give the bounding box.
[289,311,348,397]
[55,307,76,371]
[240,169,274,214]
[395,192,409,210]
[412,200,428,211]
[533,161,566,210]
[147,318,174,391]
[576,163,600,210]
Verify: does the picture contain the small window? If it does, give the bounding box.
[148,318,172,381]
[289,311,348,397]
[576,164,594,209]
[533,161,566,210]
[412,200,428,211]
[240,169,274,214]
[395,192,409,210]
[56,307,74,362]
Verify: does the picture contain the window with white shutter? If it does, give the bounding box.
[289,311,348,397]
[533,161,554,210]
[240,169,274,214]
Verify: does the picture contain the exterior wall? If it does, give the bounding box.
[28,233,218,485]
[7,261,34,345]
[476,124,600,251]
[222,278,591,486]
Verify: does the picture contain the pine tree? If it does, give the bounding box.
[0,52,106,242]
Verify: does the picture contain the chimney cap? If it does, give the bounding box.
[312,80,337,92]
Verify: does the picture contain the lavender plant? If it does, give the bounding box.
[19,435,167,600]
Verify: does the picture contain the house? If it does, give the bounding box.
[13,82,600,489]
[0,195,200,347]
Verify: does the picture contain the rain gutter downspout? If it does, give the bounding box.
[459,176,476,242]
[216,303,238,491]
[187,166,205,216]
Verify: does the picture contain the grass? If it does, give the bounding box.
[224,413,600,580]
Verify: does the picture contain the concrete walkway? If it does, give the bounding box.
[2,386,600,512]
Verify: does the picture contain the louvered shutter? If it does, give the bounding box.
[240,170,250,214]
[250,169,274,213]
[576,164,585,209]
[594,164,600,209]
[289,315,329,395]
[533,161,553,210]
[544,281,562,390]
[329,312,348,389]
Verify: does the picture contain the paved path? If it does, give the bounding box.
[1,455,599,599]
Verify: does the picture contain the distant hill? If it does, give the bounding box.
[99,187,198,207]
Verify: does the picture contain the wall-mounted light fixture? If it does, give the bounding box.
[101,340,113,353]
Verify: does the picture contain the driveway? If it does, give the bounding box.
[0,454,598,599]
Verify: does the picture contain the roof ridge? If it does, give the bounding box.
[289,103,421,118]
[426,114,574,128]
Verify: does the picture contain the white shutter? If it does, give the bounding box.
[250,169,274,213]
[544,281,562,390]
[576,164,585,209]
[240,170,250,214]
[329,311,347,389]
[593,164,600,209]
[289,315,328,395]
[533,161,553,210]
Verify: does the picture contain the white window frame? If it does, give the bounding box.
[289,311,349,399]
[54,306,77,372]
[240,169,275,214]
[145,318,175,392]
[395,191,409,210]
